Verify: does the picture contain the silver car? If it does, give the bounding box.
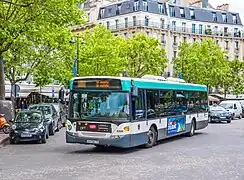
[52,103,66,127]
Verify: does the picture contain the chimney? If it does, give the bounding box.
[202,0,208,8]
[217,3,229,11]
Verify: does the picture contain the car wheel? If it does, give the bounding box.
[239,115,242,119]
[208,116,212,123]
[144,126,157,148]
[227,120,231,123]
[49,124,55,136]
[46,128,49,139]
[42,135,47,144]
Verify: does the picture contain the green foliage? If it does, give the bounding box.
[78,24,127,76]
[0,0,85,91]
[222,59,244,95]
[174,39,229,90]
[124,33,168,78]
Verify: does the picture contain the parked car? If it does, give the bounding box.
[9,110,49,144]
[209,105,232,123]
[28,104,59,135]
[219,100,242,119]
[52,103,66,127]
[239,100,244,118]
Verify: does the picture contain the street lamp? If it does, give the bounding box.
[70,35,86,77]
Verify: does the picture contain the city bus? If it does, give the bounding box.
[66,76,209,148]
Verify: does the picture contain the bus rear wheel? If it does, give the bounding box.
[186,120,195,137]
[145,126,157,148]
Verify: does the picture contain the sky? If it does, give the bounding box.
[209,0,244,22]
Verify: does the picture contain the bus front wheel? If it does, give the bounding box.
[145,126,157,148]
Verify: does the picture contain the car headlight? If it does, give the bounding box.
[12,124,16,130]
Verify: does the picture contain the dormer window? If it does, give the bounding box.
[142,0,148,11]
[133,0,139,11]
[190,9,195,19]
[233,14,237,24]
[212,12,217,22]
[222,13,227,23]
[169,6,175,17]
[116,4,121,15]
[100,8,105,18]
[180,8,185,18]
[158,3,164,14]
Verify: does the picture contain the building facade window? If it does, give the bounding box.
[173,36,177,45]
[235,55,239,59]
[192,24,196,33]
[216,40,219,45]
[234,41,239,49]
[193,38,196,42]
[115,19,119,29]
[160,18,165,28]
[172,21,176,30]
[133,16,136,26]
[158,3,164,14]
[145,16,149,26]
[169,6,175,17]
[212,12,217,22]
[183,37,187,42]
[161,34,165,43]
[233,14,237,24]
[142,0,148,11]
[225,41,229,49]
[199,24,203,34]
[106,21,110,29]
[180,8,185,18]
[173,51,177,61]
[124,32,128,39]
[125,17,128,28]
[182,22,186,32]
[222,13,227,23]
[133,0,139,11]
[190,9,195,19]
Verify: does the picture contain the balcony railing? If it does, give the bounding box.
[107,20,243,39]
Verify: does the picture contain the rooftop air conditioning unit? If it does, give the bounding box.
[141,75,166,81]
[166,77,186,83]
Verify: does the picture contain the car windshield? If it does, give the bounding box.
[219,103,233,109]
[70,91,130,119]
[210,106,225,111]
[15,111,42,123]
[29,105,52,115]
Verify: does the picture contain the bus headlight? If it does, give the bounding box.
[123,126,130,132]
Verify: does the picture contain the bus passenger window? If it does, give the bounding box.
[146,90,159,119]
[132,89,145,120]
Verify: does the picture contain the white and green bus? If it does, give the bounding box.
[66,76,209,148]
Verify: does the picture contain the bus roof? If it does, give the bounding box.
[70,76,208,92]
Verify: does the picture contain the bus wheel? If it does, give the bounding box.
[145,126,157,148]
[186,120,195,137]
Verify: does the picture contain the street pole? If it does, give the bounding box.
[0,57,5,100]
[76,36,80,77]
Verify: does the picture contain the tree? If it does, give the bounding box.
[174,39,229,91]
[123,33,168,77]
[0,0,85,100]
[78,24,127,76]
[221,59,244,96]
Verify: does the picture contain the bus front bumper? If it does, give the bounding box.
[66,131,131,148]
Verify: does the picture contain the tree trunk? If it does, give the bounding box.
[0,54,5,100]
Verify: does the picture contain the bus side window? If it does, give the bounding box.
[146,90,159,119]
[132,89,146,120]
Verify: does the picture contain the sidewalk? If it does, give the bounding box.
[0,132,9,147]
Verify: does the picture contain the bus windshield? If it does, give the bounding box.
[70,91,130,119]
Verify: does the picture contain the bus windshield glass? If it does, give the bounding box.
[70,91,130,119]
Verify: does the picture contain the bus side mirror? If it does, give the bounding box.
[131,86,138,97]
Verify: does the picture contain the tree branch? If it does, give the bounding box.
[1,0,34,7]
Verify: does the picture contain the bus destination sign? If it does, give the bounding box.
[73,78,122,90]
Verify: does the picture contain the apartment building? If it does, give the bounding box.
[79,0,244,77]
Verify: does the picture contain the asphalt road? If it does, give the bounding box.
[1,119,244,180]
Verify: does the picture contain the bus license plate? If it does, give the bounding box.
[87,140,99,144]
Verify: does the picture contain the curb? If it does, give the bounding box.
[0,136,10,147]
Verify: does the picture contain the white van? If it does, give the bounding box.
[219,100,242,119]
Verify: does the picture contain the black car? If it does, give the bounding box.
[209,105,232,123]
[9,110,49,144]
